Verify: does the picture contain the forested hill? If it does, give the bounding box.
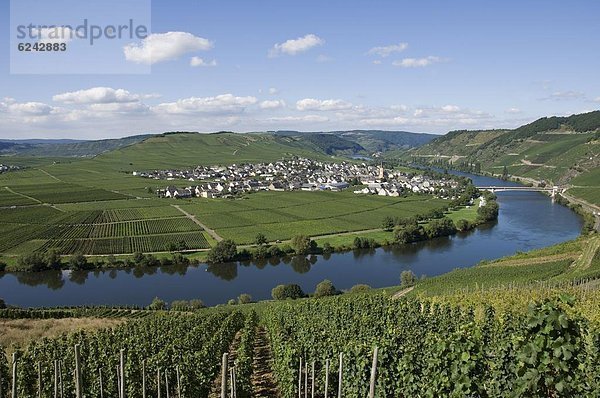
[407,110,600,204]
[274,130,436,153]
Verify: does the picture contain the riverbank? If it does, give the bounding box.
[0,171,583,308]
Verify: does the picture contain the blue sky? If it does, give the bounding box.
[1,0,599,139]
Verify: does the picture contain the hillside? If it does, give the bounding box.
[408,110,600,204]
[91,132,333,171]
[274,130,436,154]
[0,135,151,157]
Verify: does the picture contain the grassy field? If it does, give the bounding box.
[178,190,449,244]
[0,318,124,354]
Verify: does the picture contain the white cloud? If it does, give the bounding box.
[269,34,323,57]
[373,60,382,65]
[8,102,55,116]
[316,54,332,63]
[36,27,74,43]
[441,105,461,113]
[53,87,141,104]
[296,98,353,111]
[124,32,213,65]
[190,57,217,67]
[541,91,585,101]
[393,56,441,68]
[266,115,329,123]
[594,97,600,103]
[154,94,257,115]
[88,102,150,114]
[505,107,521,114]
[367,42,408,57]
[268,88,279,95]
[259,100,286,109]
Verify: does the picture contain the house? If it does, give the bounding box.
[268,182,286,191]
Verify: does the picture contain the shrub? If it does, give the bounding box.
[238,293,252,304]
[69,253,90,271]
[272,284,305,300]
[291,235,316,255]
[148,297,166,310]
[349,284,371,293]
[314,279,338,298]
[254,233,268,246]
[400,270,416,288]
[207,240,238,263]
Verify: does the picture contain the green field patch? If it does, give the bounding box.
[0,188,39,206]
[0,206,61,224]
[10,182,128,204]
[413,259,572,296]
[568,187,600,206]
[39,231,210,254]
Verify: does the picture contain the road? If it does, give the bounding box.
[171,204,224,242]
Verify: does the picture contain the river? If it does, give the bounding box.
[0,172,583,307]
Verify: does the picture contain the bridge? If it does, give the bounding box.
[476,185,565,197]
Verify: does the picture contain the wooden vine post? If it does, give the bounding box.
[311,361,315,398]
[74,344,82,398]
[324,359,329,398]
[368,347,378,398]
[11,353,17,398]
[297,358,302,398]
[37,363,42,398]
[220,353,228,398]
[120,349,126,398]
[157,368,161,398]
[53,361,59,398]
[337,353,343,398]
[141,360,146,398]
[98,368,103,398]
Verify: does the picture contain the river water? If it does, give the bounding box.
[0,172,583,307]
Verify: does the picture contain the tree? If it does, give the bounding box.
[0,298,5,309]
[238,293,252,304]
[44,250,62,270]
[394,223,423,244]
[171,300,190,311]
[382,216,396,231]
[254,233,268,246]
[272,284,305,300]
[314,279,338,298]
[455,219,472,232]
[477,201,499,223]
[189,299,205,309]
[501,165,509,180]
[148,297,166,310]
[17,253,47,272]
[227,299,237,305]
[423,217,457,239]
[133,252,145,264]
[400,270,416,288]
[69,253,90,270]
[206,240,238,263]
[350,284,371,293]
[291,235,315,255]
[322,242,333,254]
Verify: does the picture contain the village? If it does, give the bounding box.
[134,158,463,200]
[0,164,22,174]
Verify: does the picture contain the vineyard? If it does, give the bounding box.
[0,202,212,255]
[2,290,600,398]
[179,191,449,244]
